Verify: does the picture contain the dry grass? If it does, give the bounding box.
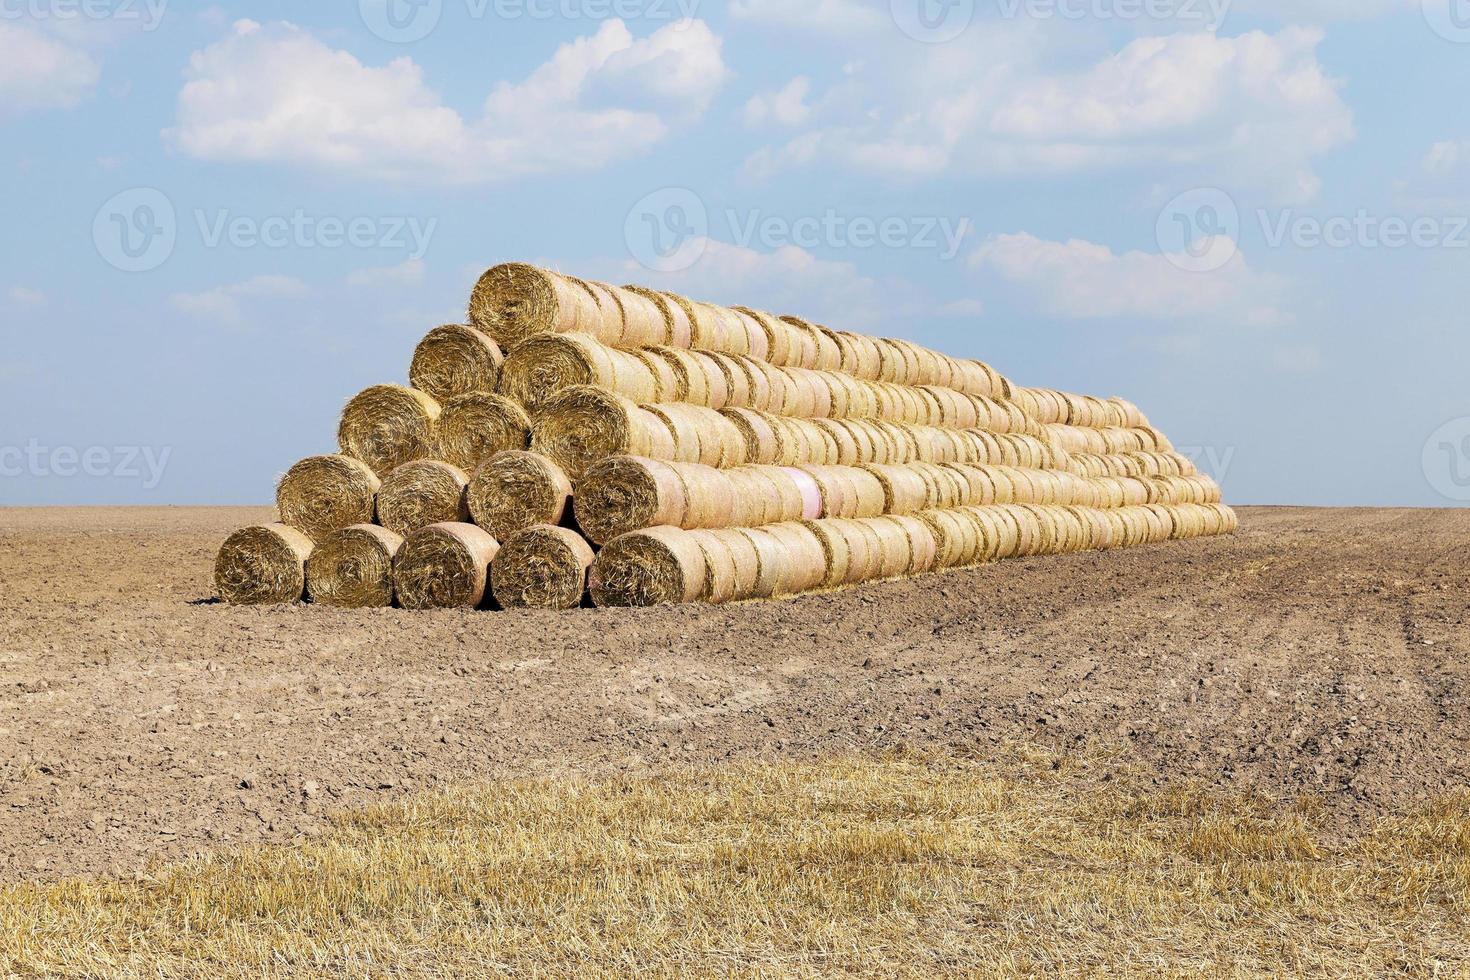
[4,748,1469,978]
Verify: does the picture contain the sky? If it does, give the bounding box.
[1,0,1467,507]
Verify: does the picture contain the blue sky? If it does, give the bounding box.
[1,0,1467,507]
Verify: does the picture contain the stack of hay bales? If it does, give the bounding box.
[215,262,1236,610]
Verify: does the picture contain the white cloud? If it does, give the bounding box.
[347,258,426,287]
[739,27,1351,203]
[744,76,813,128]
[970,231,1288,324]
[607,240,894,331]
[7,286,47,307]
[0,21,100,115]
[937,298,986,317]
[167,18,727,183]
[170,275,307,324]
[1396,139,1470,209]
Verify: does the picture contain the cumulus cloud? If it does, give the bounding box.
[737,26,1351,203]
[167,18,728,183]
[744,77,814,128]
[170,275,307,324]
[1395,139,1470,209]
[969,232,1288,324]
[0,22,100,116]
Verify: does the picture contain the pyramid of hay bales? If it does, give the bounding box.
[214,262,1236,610]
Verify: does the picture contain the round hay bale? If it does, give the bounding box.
[532,386,671,479]
[646,403,746,468]
[491,525,595,610]
[501,334,660,411]
[434,392,531,472]
[215,523,314,606]
[686,528,746,604]
[468,263,600,347]
[467,450,572,541]
[576,455,689,545]
[409,324,503,401]
[565,277,624,343]
[338,384,442,478]
[393,522,500,610]
[628,286,693,348]
[731,309,771,362]
[734,307,790,365]
[275,454,380,541]
[604,283,667,348]
[757,522,827,595]
[589,526,707,607]
[722,408,781,465]
[306,524,403,608]
[800,518,852,589]
[376,460,470,537]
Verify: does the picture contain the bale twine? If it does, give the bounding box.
[467,450,572,541]
[408,324,503,401]
[275,454,381,540]
[468,263,602,347]
[627,286,693,348]
[434,393,531,472]
[491,525,596,610]
[215,523,314,605]
[305,524,403,608]
[576,455,689,544]
[532,386,673,479]
[392,522,500,610]
[376,460,471,536]
[338,384,442,478]
[500,334,662,411]
[589,526,707,607]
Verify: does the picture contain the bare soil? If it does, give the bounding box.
[0,506,1466,880]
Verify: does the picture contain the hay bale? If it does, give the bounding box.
[468,263,601,347]
[434,392,531,472]
[532,386,674,479]
[275,454,380,540]
[627,286,693,348]
[376,460,471,536]
[588,526,708,607]
[215,523,314,605]
[501,334,663,411]
[392,522,500,610]
[491,525,595,610]
[687,528,755,603]
[408,324,503,401]
[338,384,441,478]
[645,403,746,467]
[467,450,572,541]
[576,455,690,545]
[305,524,403,608]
